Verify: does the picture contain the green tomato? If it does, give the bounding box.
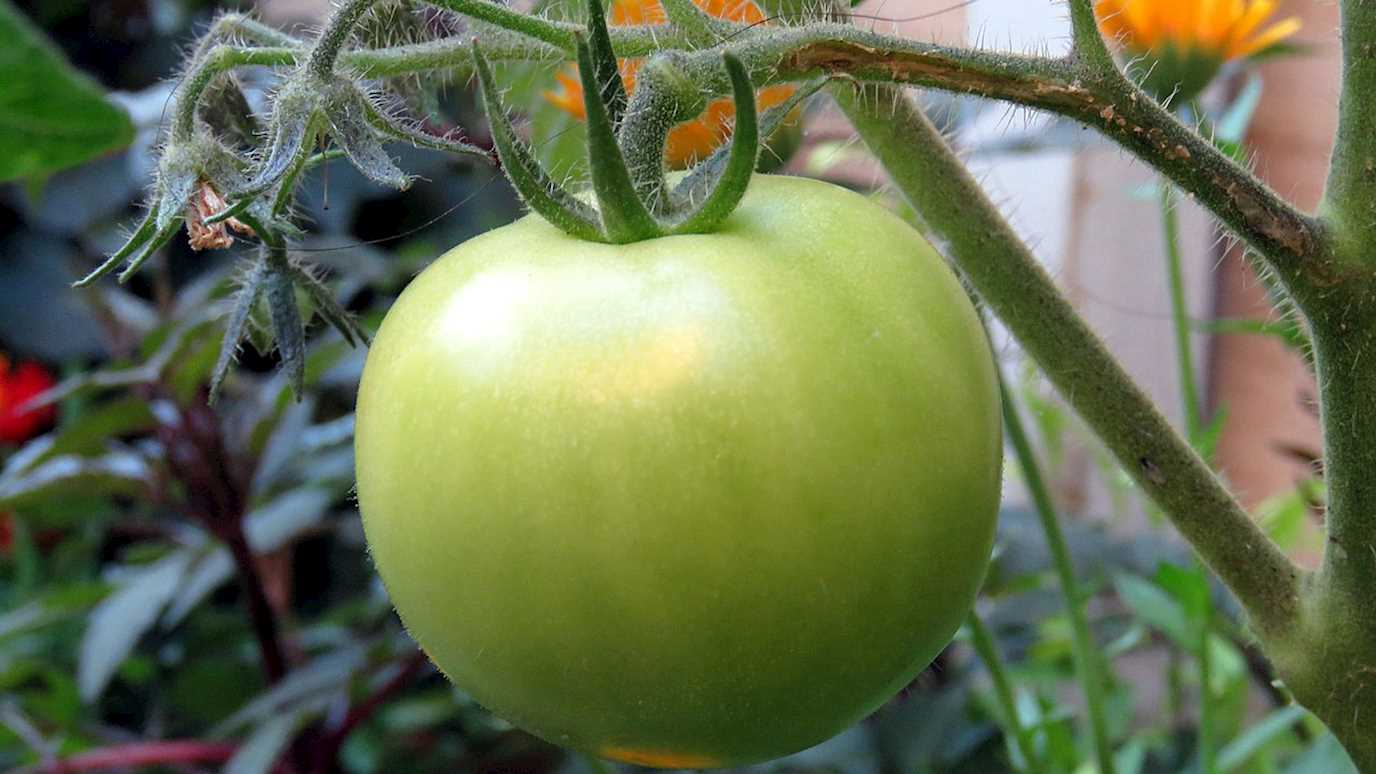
[356,174,1002,768]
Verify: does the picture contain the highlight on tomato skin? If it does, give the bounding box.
[354,174,1003,768]
[544,0,798,168]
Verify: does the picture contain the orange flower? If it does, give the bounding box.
[545,0,796,168]
[1096,0,1301,99]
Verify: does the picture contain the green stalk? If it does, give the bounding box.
[1158,183,1202,443]
[1158,178,1217,774]
[1323,0,1376,261]
[1001,380,1116,774]
[835,82,1301,641]
[1198,620,1215,774]
[967,612,1043,773]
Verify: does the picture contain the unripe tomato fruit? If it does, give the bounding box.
[356,174,1002,768]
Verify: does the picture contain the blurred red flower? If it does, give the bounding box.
[0,354,57,444]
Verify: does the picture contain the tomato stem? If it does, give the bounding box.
[1001,380,1116,774]
[965,611,1045,773]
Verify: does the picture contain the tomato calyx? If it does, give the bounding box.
[474,0,821,244]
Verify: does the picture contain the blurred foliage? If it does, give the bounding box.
[0,1,1352,773]
[0,0,134,186]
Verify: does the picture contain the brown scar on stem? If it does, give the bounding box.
[785,40,1322,266]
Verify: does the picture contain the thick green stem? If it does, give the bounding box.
[1001,380,1115,774]
[835,82,1303,640]
[966,612,1043,773]
[688,27,1326,277]
[1322,0,1376,261]
[1311,296,1376,605]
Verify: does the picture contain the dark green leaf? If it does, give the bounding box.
[1114,573,1192,647]
[214,646,367,735]
[1284,732,1358,774]
[78,550,194,701]
[27,397,158,465]
[0,0,134,182]
[0,450,153,510]
[225,709,311,774]
[1218,705,1308,771]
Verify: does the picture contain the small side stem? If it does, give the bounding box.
[966,612,1043,773]
[835,82,1303,639]
[1001,380,1115,774]
[307,0,383,79]
[1322,0,1376,261]
[1065,0,1114,72]
[1198,616,1215,774]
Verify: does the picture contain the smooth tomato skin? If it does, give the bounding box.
[356,174,1001,768]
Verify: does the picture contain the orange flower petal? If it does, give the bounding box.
[1096,0,1299,64]
[1231,15,1301,58]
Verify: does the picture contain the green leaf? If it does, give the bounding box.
[1114,573,1192,647]
[0,0,134,183]
[1218,705,1308,771]
[0,450,153,510]
[225,710,311,774]
[78,550,194,701]
[214,646,367,736]
[1284,732,1358,774]
[1154,563,1210,624]
[27,397,158,466]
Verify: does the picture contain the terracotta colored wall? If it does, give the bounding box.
[1208,1,1337,564]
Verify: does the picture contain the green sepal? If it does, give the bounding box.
[363,96,490,159]
[209,252,270,404]
[668,53,757,235]
[584,0,628,131]
[116,218,184,283]
[574,33,662,243]
[327,85,413,191]
[264,252,307,400]
[471,42,604,242]
[288,261,371,348]
[671,75,823,212]
[236,85,317,200]
[74,207,157,287]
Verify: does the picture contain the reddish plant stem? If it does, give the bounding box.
[157,392,289,684]
[310,651,430,774]
[225,522,289,684]
[37,741,238,773]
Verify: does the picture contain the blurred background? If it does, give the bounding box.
[0,0,1349,772]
